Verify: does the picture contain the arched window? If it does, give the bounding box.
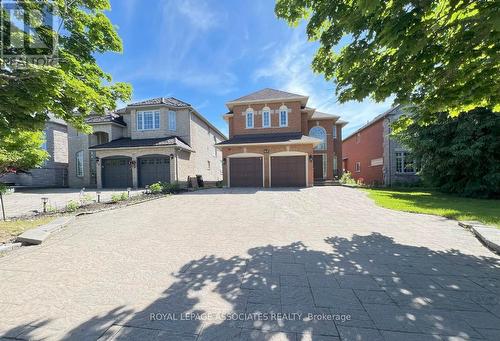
[310,126,327,150]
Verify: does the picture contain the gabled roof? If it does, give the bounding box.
[226,88,308,108]
[216,132,321,147]
[128,97,191,108]
[343,105,402,141]
[89,136,192,151]
[85,112,127,126]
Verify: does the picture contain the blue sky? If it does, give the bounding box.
[96,0,393,137]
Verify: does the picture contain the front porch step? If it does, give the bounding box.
[314,180,341,186]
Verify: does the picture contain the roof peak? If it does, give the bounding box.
[227,88,308,105]
[128,97,191,107]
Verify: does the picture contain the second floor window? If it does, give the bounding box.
[279,110,288,127]
[262,110,270,128]
[137,111,160,130]
[310,126,327,150]
[332,125,337,139]
[168,111,176,131]
[246,112,254,128]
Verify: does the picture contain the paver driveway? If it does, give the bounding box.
[1,187,500,341]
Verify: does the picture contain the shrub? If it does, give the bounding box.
[149,182,163,194]
[161,182,180,194]
[216,180,223,188]
[66,200,80,212]
[111,192,128,202]
[340,171,356,185]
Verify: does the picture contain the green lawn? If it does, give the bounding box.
[0,216,55,243]
[364,188,500,228]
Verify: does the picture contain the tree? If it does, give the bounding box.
[0,0,132,135]
[275,0,499,118]
[394,108,500,198]
[0,129,48,177]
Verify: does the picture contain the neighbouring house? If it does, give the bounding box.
[68,97,226,189]
[216,88,347,187]
[342,105,419,186]
[1,115,68,187]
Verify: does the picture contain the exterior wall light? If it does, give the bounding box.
[169,153,175,159]
[264,149,269,154]
[309,155,314,162]
[41,197,49,213]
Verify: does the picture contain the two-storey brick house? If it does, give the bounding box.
[68,97,226,189]
[216,88,347,187]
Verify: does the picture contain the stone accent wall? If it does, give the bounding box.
[382,109,420,185]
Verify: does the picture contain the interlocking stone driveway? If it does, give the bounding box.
[1,187,499,340]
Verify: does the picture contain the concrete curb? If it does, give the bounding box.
[459,221,500,254]
[16,216,75,245]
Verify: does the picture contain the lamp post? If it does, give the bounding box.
[96,191,101,203]
[41,197,49,213]
[0,192,5,221]
[127,187,131,198]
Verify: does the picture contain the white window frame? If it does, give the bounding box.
[245,109,254,129]
[168,110,176,131]
[355,161,361,173]
[279,108,288,127]
[262,109,271,128]
[332,125,337,139]
[137,111,160,131]
[309,126,327,150]
[76,151,84,177]
[395,151,416,173]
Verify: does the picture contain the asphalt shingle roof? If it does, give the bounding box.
[128,97,191,108]
[216,132,305,145]
[85,113,126,126]
[89,136,192,151]
[228,88,306,103]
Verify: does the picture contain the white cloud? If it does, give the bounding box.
[253,28,394,136]
[176,0,221,31]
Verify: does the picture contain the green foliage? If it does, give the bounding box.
[339,171,356,185]
[394,108,500,198]
[0,183,7,194]
[216,180,223,188]
[111,192,128,202]
[0,129,48,175]
[65,200,80,212]
[148,182,163,194]
[275,0,499,117]
[0,0,132,135]
[161,182,180,194]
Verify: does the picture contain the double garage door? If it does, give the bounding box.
[102,156,170,188]
[229,155,306,187]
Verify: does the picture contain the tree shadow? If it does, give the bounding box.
[2,233,500,340]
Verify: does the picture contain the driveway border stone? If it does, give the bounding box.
[459,221,500,254]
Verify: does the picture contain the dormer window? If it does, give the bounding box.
[279,106,288,127]
[246,109,254,128]
[262,107,270,128]
[137,111,160,130]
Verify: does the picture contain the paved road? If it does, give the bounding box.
[1,188,143,218]
[1,187,499,340]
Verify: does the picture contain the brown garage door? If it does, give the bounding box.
[229,157,263,187]
[271,155,306,187]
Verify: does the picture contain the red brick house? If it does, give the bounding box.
[342,105,419,186]
[216,88,347,187]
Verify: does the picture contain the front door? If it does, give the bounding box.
[313,155,324,180]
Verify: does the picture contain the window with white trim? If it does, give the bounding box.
[279,109,288,127]
[168,110,176,131]
[396,151,417,173]
[309,126,327,150]
[262,110,270,128]
[355,161,361,172]
[332,125,337,139]
[137,111,160,130]
[333,157,338,172]
[246,111,254,128]
[76,151,84,177]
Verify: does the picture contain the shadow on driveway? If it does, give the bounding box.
[3,233,500,340]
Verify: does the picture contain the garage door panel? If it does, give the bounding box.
[271,156,306,187]
[230,157,263,187]
[102,157,133,188]
[138,156,170,187]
